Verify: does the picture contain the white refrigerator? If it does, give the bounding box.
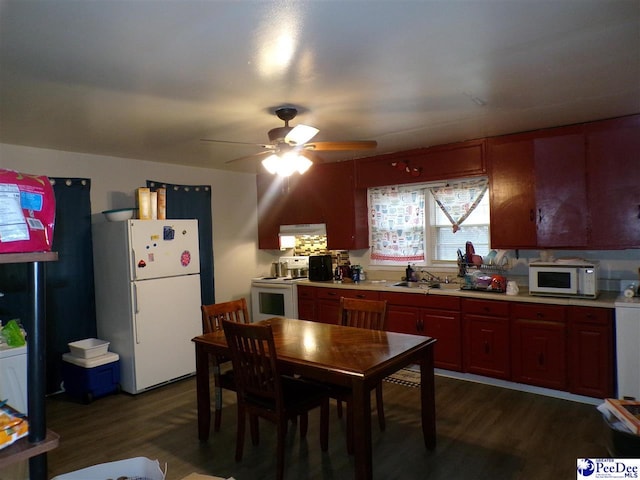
[92,219,202,394]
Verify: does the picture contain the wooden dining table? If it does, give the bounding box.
[192,317,437,480]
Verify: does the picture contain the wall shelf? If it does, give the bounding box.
[0,251,58,479]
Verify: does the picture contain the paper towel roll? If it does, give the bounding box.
[624,288,636,298]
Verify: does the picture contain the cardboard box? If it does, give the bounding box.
[51,457,165,480]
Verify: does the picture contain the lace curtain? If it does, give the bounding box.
[369,185,425,263]
[429,178,488,233]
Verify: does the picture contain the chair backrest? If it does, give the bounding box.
[201,298,250,334]
[338,297,387,330]
[221,319,282,409]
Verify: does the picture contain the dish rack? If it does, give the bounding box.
[459,264,510,293]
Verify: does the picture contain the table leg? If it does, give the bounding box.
[420,345,436,450]
[195,344,211,441]
[351,379,372,480]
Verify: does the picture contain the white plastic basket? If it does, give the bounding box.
[67,338,110,359]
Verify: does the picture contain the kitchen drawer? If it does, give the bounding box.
[511,303,566,323]
[462,298,509,317]
[297,285,317,300]
[568,306,612,325]
[315,287,379,301]
[380,291,427,307]
[424,295,460,311]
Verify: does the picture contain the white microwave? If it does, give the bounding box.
[529,260,599,299]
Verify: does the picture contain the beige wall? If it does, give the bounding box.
[0,143,275,305]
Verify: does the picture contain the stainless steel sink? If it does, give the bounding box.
[392,281,421,288]
[391,280,462,290]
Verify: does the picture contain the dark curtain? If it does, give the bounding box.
[147,181,214,304]
[0,177,95,394]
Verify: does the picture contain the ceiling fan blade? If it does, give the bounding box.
[304,140,377,151]
[285,124,319,145]
[298,149,323,163]
[201,138,274,149]
[224,151,271,164]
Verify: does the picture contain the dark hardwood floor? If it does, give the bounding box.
[45,374,608,479]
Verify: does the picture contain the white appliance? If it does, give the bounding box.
[0,345,27,413]
[529,259,599,299]
[251,256,308,323]
[615,295,640,400]
[93,219,202,394]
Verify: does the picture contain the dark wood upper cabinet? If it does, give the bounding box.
[586,115,640,249]
[487,135,537,248]
[315,161,370,250]
[354,139,486,188]
[258,114,639,250]
[534,130,588,248]
[488,124,600,249]
[256,161,369,250]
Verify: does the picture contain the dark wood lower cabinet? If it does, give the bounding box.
[299,285,381,324]
[568,306,614,398]
[464,314,511,379]
[511,303,567,390]
[462,299,511,379]
[382,293,462,371]
[299,286,614,397]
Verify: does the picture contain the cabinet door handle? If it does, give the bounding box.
[356,294,365,299]
[537,312,544,319]
[529,209,535,222]
[484,341,490,354]
[328,292,337,296]
[637,204,640,219]
[538,208,543,223]
[538,352,545,366]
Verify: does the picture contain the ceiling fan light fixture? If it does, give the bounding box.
[261,154,280,174]
[295,155,313,174]
[261,151,312,176]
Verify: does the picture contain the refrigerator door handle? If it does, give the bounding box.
[131,248,137,280]
[133,283,141,344]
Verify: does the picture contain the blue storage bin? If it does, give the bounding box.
[62,351,120,403]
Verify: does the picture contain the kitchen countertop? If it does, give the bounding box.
[298,279,619,309]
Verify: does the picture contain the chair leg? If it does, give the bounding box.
[376,383,386,431]
[299,411,309,438]
[214,394,222,432]
[235,403,245,462]
[320,399,329,452]
[276,419,287,480]
[250,414,260,445]
[346,398,354,455]
[213,365,223,432]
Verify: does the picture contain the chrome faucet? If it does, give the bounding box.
[420,270,442,283]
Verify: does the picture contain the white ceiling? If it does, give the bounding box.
[1,0,638,173]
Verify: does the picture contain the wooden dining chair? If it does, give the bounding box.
[201,298,250,432]
[221,319,329,480]
[334,296,388,453]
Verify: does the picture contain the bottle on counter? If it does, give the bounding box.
[406,264,413,282]
[352,265,360,283]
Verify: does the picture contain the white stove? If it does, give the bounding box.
[251,256,309,322]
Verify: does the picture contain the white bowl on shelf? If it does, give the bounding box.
[102,208,137,222]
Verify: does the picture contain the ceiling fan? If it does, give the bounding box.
[201,107,377,175]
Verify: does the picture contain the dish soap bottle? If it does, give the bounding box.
[406,264,414,282]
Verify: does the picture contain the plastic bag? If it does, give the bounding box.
[1,319,26,347]
[0,169,56,253]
